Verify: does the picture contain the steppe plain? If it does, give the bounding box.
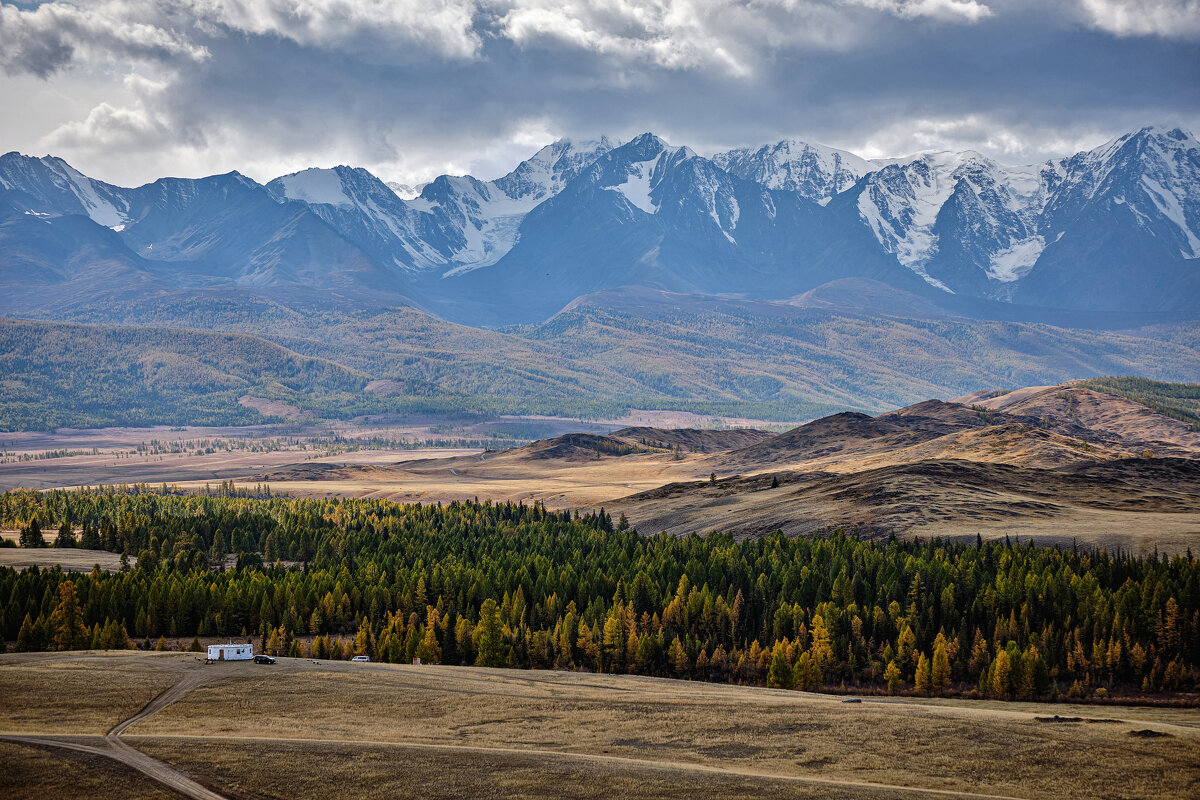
[2,651,1198,800]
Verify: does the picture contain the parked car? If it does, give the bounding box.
[254,654,276,664]
[351,655,371,662]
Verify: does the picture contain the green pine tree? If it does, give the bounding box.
[767,644,794,689]
[474,598,505,668]
[19,519,44,548]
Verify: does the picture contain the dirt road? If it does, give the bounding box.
[2,667,227,800]
[4,656,1194,800]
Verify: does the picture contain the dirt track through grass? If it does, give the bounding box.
[1,656,229,800]
[3,653,1198,800]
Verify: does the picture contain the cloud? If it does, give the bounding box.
[42,73,178,157]
[1,0,1196,188]
[844,0,993,23]
[184,0,484,59]
[0,1,209,78]
[496,0,858,77]
[1078,0,1200,40]
[847,114,1122,163]
[0,0,484,79]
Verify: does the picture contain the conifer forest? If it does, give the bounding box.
[3,489,1196,700]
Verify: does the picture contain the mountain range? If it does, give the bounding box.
[2,125,1197,326]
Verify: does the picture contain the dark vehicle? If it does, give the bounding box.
[254,655,276,664]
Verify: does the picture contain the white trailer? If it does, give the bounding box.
[207,642,253,661]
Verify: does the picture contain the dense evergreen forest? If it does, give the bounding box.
[2,489,1197,700]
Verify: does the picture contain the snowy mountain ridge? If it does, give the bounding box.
[1,125,1197,322]
[712,139,873,205]
[266,137,615,276]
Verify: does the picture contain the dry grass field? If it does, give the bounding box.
[0,546,127,572]
[1,652,1197,800]
[0,652,179,734]
[1,741,176,800]
[0,409,782,493]
[0,441,483,493]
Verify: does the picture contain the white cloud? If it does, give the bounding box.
[1,0,1194,189]
[497,0,857,77]
[849,114,1119,163]
[0,1,209,77]
[0,1,484,80]
[40,70,186,164]
[842,0,992,23]
[1078,0,1200,39]
[183,0,483,58]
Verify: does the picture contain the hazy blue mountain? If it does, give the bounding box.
[2,126,1197,325]
[0,155,400,301]
[265,137,615,276]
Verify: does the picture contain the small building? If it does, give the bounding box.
[207,642,253,661]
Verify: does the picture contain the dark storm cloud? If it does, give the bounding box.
[3,1,1198,185]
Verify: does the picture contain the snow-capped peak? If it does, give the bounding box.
[712,139,873,205]
[492,136,615,205]
[1056,125,1200,259]
[386,181,425,200]
[598,133,695,215]
[0,152,129,228]
[855,150,1065,289]
[272,167,357,207]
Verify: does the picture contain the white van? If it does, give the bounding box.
[351,655,371,662]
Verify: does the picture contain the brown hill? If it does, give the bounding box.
[244,380,1200,554]
[711,412,924,469]
[710,401,1011,472]
[605,382,1200,552]
[713,384,1200,474]
[497,433,644,462]
[954,384,1200,453]
[612,458,1200,553]
[609,427,774,453]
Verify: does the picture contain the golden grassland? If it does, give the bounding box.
[0,652,180,734]
[135,739,952,800]
[0,741,176,800]
[0,546,126,572]
[2,652,1198,799]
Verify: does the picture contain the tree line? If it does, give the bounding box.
[2,489,1197,699]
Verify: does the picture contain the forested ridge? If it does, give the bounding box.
[1078,377,1200,430]
[8,304,1200,431]
[2,489,1197,700]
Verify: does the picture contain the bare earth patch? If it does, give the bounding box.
[236,396,305,420]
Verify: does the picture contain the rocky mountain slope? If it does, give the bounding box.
[3,126,1197,325]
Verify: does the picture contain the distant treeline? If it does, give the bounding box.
[0,317,846,431]
[2,489,1196,700]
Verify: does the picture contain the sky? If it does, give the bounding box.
[1,0,1198,187]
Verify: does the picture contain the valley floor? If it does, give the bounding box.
[1,651,1197,800]
[4,380,1200,556]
